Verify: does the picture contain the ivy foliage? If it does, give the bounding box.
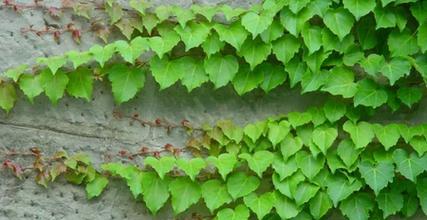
[17,102,427,220]
[0,0,426,112]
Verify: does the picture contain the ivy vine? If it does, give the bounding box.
[1,0,427,219]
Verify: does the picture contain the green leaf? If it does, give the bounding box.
[115,38,149,64]
[150,55,181,90]
[377,189,404,218]
[301,25,323,54]
[226,172,260,200]
[173,6,195,28]
[129,0,149,15]
[312,126,338,155]
[176,158,206,181]
[272,155,298,181]
[380,58,411,85]
[141,172,170,214]
[288,112,312,128]
[358,161,394,195]
[18,74,43,103]
[327,174,363,207]
[340,193,374,220]
[107,64,145,104]
[417,177,427,215]
[238,38,272,70]
[201,179,232,213]
[373,124,400,150]
[360,54,386,77]
[148,31,180,59]
[191,5,217,22]
[216,204,250,220]
[272,34,300,65]
[232,64,263,95]
[280,135,303,160]
[268,120,291,146]
[388,29,419,57]
[393,148,427,181]
[418,22,427,53]
[243,121,266,143]
[37,56,67,75]
[89,44,115,67]
[86,175,108,199]
[309,191,333,219]
[294,182,320,206]
[204,54,239,88]
[201,33,225,58]
[343,121,374,149]
[5,64,27,82]
[343,0,376,20]
[243,192,275,219]
[323,100,347,123]
[322,66,357,98]
[374,7,396,29]
[410,136,427,156]
[354,79,388,108]
[288,0,310,13]
[174,22,211,51]
[213,22,248,50]
[410,1,427,24]
[66,67,93,101]
[273,192,300,219]
[39,69,69,105]
[397,87,423,108]
[239,151,274,177]
[67,51,92,69]
[207,153,237,180]
[168,177,201,214]
[241,12,273,38]
[144,156,175,179]
[175,56,208,92]
[217,120,244,143]
[0,83,16,112]
[295,151,325,179]
[258,63,287,93]
[285,57,306,88]
[220,5,246,21]
[260,19,284,43]
[356,16,378,50]
[141,14,159,34]
[323,8,355,40]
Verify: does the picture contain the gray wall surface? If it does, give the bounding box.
[0,1,426,220]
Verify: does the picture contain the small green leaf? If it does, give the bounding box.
[301,25,323,54]
[175,56,208,92]
[360,54,386,77]
[86,175,108,199]
[337,139,363,168]
[327,174,363,207]
[207,153,237,180]
[323,8,355,40]
[393,148,427,182]
[141,172,170,214]
[312,126,338,155]
[268,120,291,146]
[273,192,300,219]
[243,121,266,143]
[169,177,201,214]
[397,87,423,108]
[201,33,225,58]
[39,69,69,105]
[213,22,248,50]
[66,67,93,101]
[354,79,388,108]
[295,151,325,179]
[272,34,300,65]
[260,19,284,43]
[18,74,43,103]
[280,134,303,160]
[226,172,260,200]
[220,5,246,21]
[323,100,347,123]
[0,83,17,112]
[150,55,181,90]
[238,38,272,70]
[388,29,419,57]
[343,0,376,20]
[89,44,115,67]
[216,204,250,220]
[174,22,211,51]
[294,182,320,206]
[340,193,374,220]
[144,156,175,179]
[191,5,217,22]
[309,191,333,219]
[373,124,400,150]
[322,66,357,98]
[377,189,404,218]
[409,136,427,156]
[5,64,27,82]
[258,63,287,93]
[241,12,273,38]
[343,121,375,149]
[380,58,411,85]
[67,51,92,69]
[232,64,263,95]
[288,112,312,128]
[37,56,67,75]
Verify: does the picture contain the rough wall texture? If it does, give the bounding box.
[0,1,426,220]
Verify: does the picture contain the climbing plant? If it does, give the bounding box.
[1,0,427,219]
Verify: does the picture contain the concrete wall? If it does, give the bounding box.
[1,1,426,220]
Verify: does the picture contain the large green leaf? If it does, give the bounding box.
[174,22,211,51]
[0,83,16,112]
[343,0,376,20]
[169,177,201,214]
[418,22,427,53]
[393,148,427,181]
[213,22,248,50]
[340,193,374,220]
[175,57,208,92]
[243,120,267,143]
[89,44,115,67]
[107,64,145,104]
[397,87,423,108]
[268,120,291,146]
[144,156,176,179]
[374,7,396,29]
[301,25,323,54]
[295,151,325,179]
[272,155,298,181]
[322,66,357,98]
[232,64,263,95]
[201,179,232,213]
[358,161,394,195]
[272,34,300,65]
[260,19,284,43]
[380,58,411,85]
[176,158,206,181]
[354,79,388,108]
[216,204,250,220]
[360,54,385,77]
[140,172,170,214]
[323,8,355,40]
[327,174,363,207]
[280,134,303,160]
[373,124,401,150]
[388,29,419,57]
[226,172,260,200]
[148,34,180,59]
[150,55,180,90]
[207,153,237,180]
[343,121,375,149]
[18,74,43,103]
[377,189,404,218]
[239,151,274,177]
[66,67,93,101]
[293,182,320,206]
[39,69,69,105]
[273,192,300,219]
[323,100,347,123]
[243,192,275,219]
[201,33,225,57]
[258,63,287,93]
[204,55,239,88]
[309,191,333,219]
[241,12,273,38]
[238,38,272,70]
[85,175,108,199]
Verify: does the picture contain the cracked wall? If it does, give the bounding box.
[1,0,427,220]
